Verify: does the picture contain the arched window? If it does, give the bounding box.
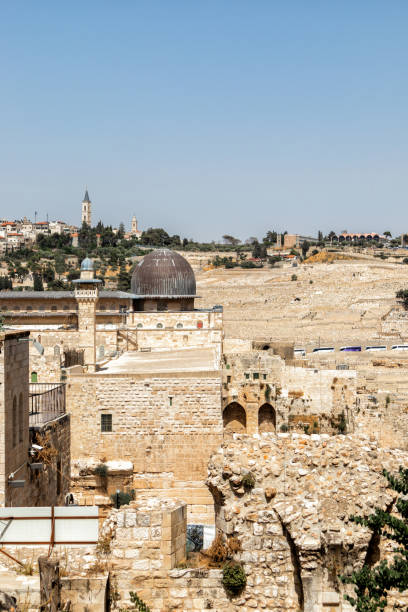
[156,323,163,329]
[223,402,246,433]
[18,393,23,443]
[31,372,38,383]
[258,403,276,433]
[136,323,143,329]
[54,345,60,358]
[12,395,17,447]
[176,323,183,329]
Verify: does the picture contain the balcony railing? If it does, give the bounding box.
[29,383,66,426]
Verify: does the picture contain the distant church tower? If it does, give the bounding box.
[82,189,92,226]
[131,215,142,238]
[131,215,138,234]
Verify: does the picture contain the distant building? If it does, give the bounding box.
[283,234,316,249]
[130,215,142,239]
[81,189,92,226]
[336,232,386,242]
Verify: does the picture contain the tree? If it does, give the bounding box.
[318,230,323,242]
[263,231,277,245]
[140,228,172,247]
[341,467,408,611]
[222,235,240,246]
[383,231,392,238]
[33,273,44,291]
[301,241,310,258]
[118,222,125,239]
[42,265,55,284]
[117,262,131,292]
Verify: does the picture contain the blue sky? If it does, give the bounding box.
[0,1,407,241]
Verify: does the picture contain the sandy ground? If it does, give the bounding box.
[195,257,408,348]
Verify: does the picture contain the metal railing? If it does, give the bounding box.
[29,383,66,426]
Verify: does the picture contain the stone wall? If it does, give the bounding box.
[222,351,357,435]
[0,331,30,506]
[207,432,408,611]
[0,332,70,507]
[29,414,71,506]
[67,370,222,524]
[28,329,119,383]
[127,309,223,355]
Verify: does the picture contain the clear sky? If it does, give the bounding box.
[0,1,407,241]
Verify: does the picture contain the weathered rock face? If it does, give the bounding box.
[207,432,408,611]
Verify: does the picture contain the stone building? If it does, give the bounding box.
[81,189,91,226]
[0,330,70,507]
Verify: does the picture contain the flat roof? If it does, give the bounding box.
[97,347,219,374]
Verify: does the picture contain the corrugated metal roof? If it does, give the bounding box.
[131,248,196,297]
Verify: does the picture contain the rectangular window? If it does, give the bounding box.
[245,373,250,379]
[169,396,173,406]
[253,372,259,380]
[227,375,231,383]
[263,373,267,380]
[101,413,112,432]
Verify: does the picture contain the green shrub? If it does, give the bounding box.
[241,472,255,491]
[94,463,108,478]
[280,423,289,432]
[110,489,135,508]
[222,562,247,596]
[291,274,297,281]
[120,591,151,611]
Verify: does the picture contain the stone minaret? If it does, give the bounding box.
[81,189,92,226]
[74,258,100,372]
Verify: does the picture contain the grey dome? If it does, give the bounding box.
[81,257,94,271]
[131,249,196,297]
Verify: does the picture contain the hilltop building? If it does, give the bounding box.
[81,189,92,226]
[130,214,142,238]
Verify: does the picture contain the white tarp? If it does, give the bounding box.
[0,506,99,544]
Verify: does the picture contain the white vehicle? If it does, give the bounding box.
[365,345,387,352]
[312,347,335,353]
[391,345,408,351]
[294,349,306,357]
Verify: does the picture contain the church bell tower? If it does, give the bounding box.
[81,189,92,226]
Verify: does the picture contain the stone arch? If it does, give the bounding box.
[223,402,246,433]
[258,403,276,433]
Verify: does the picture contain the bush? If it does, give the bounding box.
[280,423,289,432]
[241,472,255,491]
[207,533,229,563]
[110,489,135,508]
[222,562,247,596]
[94,463,108,478]
[291,274,297,281]
[120,591,151,612]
